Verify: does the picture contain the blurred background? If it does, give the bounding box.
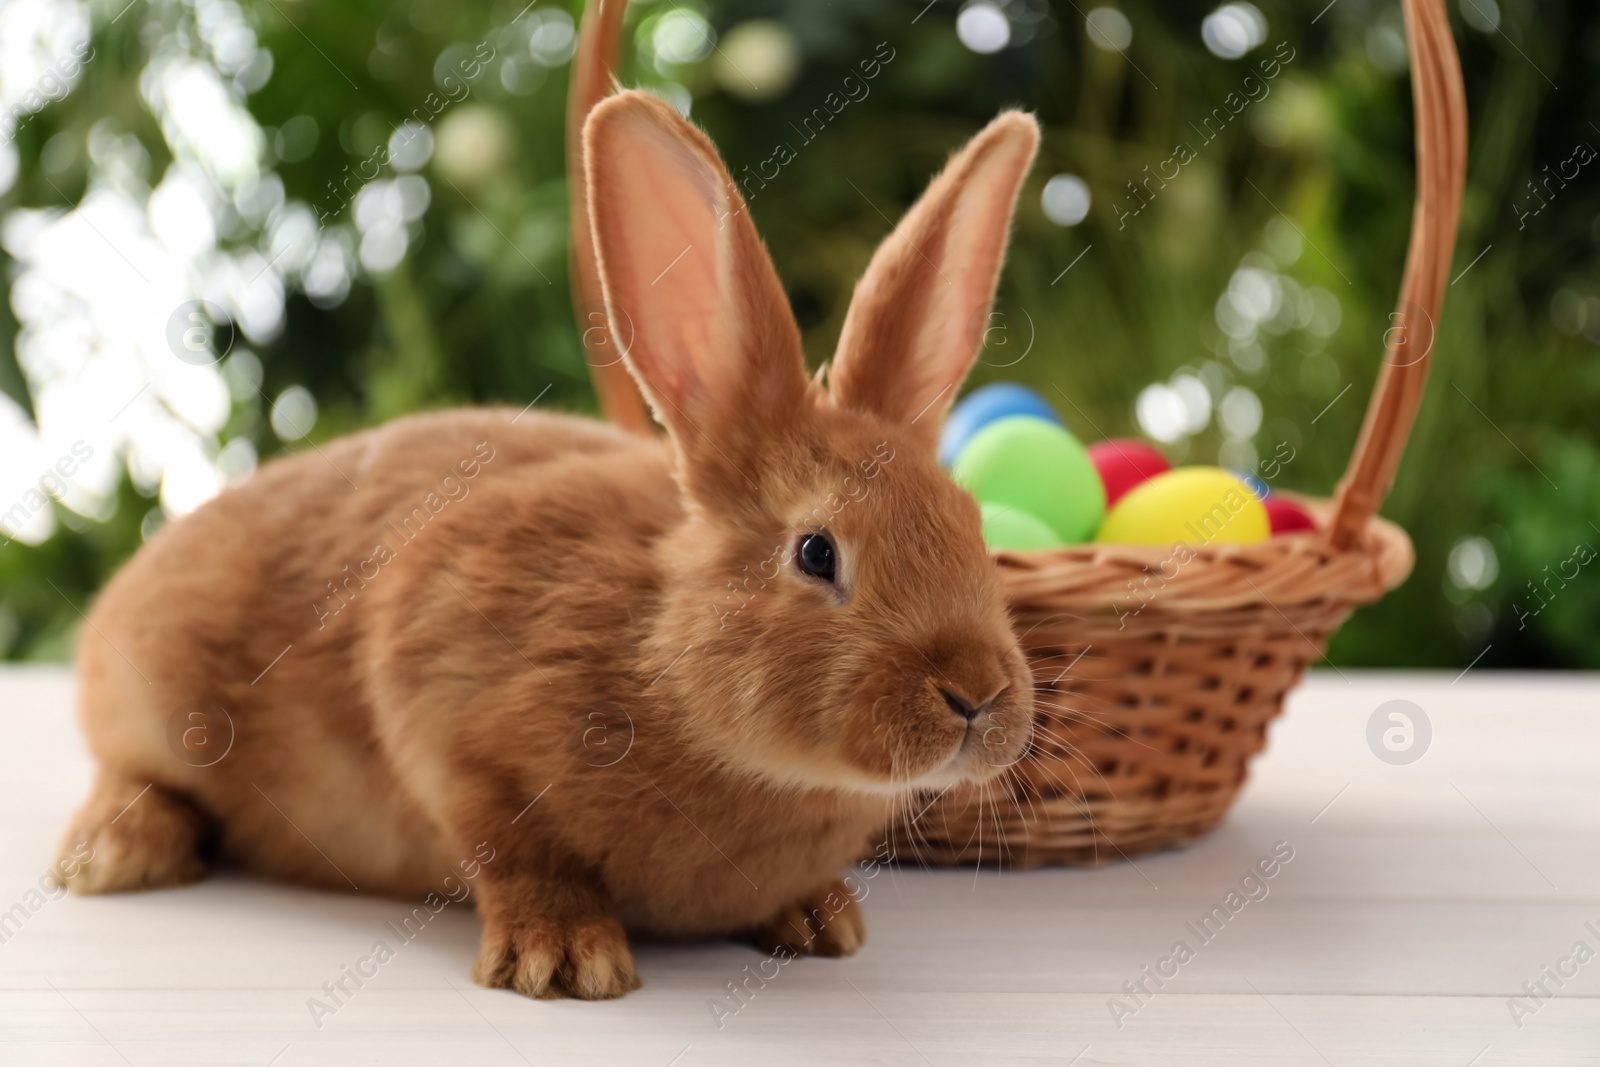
[0,0,1593,669]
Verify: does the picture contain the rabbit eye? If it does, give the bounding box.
[796,533,836,583]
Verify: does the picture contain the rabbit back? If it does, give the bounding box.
[72,407,665,896]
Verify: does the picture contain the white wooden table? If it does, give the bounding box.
[1,667,1596,1065]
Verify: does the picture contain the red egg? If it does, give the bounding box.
[1265,495,1318,535]
[1087,439,1171,507]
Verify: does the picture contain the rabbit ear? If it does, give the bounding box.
[827,112,1039,447]
[585,91,809,495]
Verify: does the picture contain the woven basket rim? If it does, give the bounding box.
[992,494,1413,619]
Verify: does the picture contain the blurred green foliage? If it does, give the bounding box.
[1,0,1596,669]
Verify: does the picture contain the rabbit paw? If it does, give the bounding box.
[52,777,207,895]
[472,910,640,1000]
[750,878,866,958]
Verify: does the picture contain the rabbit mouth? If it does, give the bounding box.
[825,650,1036,794]
[948,720,1031,778]
[893,716,1033,793]
[814,718,1027,797]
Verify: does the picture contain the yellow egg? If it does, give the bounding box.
[1096,467,1270,545]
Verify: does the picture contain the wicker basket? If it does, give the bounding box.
[566,0,1467,866]
[910,496,1417,866]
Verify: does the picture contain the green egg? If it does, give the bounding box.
[954,417,1105,544]
[979,503,1065,552]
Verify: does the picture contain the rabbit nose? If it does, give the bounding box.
[939,688,986,722]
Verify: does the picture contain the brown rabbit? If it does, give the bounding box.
[53,91,1040,999]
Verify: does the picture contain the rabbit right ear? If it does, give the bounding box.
[585,92,809,500]
[827,112,1039,450]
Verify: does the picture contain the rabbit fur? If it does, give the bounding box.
[53,91,1041,1000]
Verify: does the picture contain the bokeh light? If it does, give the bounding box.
[713,20,801,102]
[1201,3,1266,59]
[1041,174,1091,226]
[1084,8,1133,52]
[956,2,1010,55]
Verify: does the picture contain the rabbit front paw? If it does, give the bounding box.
[472,907,640,1000]
[749,878,866,959]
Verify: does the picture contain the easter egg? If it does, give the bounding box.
[1088,439,1171,506]
[1234,470,1271,502]
[980,503,1065,552]
[1095,467,1270,546]
[953,417,1105,544]
[1264,495,1318,535]
[939,382,1062,467]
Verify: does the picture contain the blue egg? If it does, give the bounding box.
[1234,470,1271,502]
[939,382,1062,466]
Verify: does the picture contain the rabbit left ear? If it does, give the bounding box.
[584,91,809,497]
[827,112,1039,449]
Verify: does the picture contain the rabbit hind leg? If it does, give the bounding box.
[52,773,209,895]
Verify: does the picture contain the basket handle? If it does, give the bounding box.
[565,0,1470,498]
[1326,0,1467,549]
[567,0,653,434]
